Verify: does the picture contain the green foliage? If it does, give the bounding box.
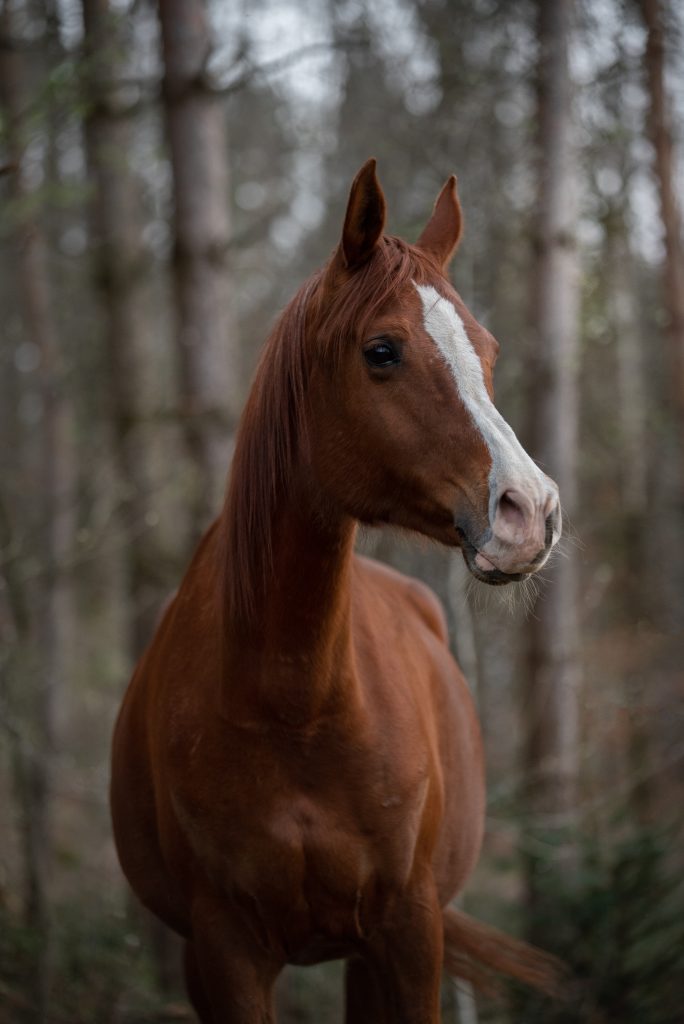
[0,909,35,1022]
[0,899,178,1023]
[514,825,684,1024]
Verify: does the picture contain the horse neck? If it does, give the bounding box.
[223,478,359,725]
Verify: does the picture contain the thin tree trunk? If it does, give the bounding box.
[81,0,182,995]
[0,4,71,1016]
[82,0,161,656]
[158,0,240,535]
[637,0,684,629]
[609,234,647,520]
[605,213,655,823]
[523,0,581,927]
[447,557,480,1024]
[638,0,684,420]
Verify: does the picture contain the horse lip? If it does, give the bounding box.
[455,528,523,586]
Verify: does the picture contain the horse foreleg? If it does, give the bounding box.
[188,894,281,1023]
[184,940,212,1023]
[367,877,444,1024]
[344,955,388,1024]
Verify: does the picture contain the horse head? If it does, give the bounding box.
[305,159,561,584]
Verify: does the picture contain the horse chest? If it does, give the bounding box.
[169,710,435,959]
[194,764,430,961]
[244,798,418,957]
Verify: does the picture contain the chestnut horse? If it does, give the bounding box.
[111,160,562,1022]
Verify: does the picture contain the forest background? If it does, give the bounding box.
[1,0,683,1021]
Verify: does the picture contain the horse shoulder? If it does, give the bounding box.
[351,554,484,887]
[352,554,449,643]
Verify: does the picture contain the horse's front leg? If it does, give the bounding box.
[357,875,444,1024]
[344,955,389,1024]
[189,892,282,1023]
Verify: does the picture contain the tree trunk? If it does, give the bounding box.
[0,4,72,1016]
[81,0,183,995]
[447,557,480,1024]
[637,0,684,627]
[158,0,241,535]
[522,0,581,927]
[82,0,163,657]
[638,0,684,419]
[604,209,657,823]
[609,233,647,520]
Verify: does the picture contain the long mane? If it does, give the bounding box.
[220,236,438,629]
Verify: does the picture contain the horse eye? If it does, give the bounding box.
[364,341,401,368]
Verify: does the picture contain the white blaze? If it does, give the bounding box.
[414,283,547,524]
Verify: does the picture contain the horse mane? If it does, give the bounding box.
[220,235,439,629]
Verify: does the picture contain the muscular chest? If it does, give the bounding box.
[226,782,430,961]
[172,728,433,957]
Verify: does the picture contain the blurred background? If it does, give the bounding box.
[1,0,683,1021]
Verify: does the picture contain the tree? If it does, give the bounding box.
[158,0,240,535]
[0,2,73,1016]
[637,0,684,626]
[82,0,163,657]
[638,0,684,424]
[522,0,582,928]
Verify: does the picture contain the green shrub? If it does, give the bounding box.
[514,825,684,1024]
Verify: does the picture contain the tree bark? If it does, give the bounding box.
[608,231,647,520]
[638,0,684,420]
[637,0,684,628]
[158,0,241,535]
[82,0,163,657]
[523,0,582,924]
[82,0,184,994]
[447,558,480,1024]
[0,4,72,1016]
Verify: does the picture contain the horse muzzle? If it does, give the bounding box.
[457,482,562,586]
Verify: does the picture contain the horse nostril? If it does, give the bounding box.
[544,513,554,548]
[491,486,559,564]
[497,490,528,532]
[544,501,562,546]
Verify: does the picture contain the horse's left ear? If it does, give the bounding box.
[339,158,387,270]
[416,175,463,270]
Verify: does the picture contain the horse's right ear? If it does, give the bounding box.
[337,158,387,271]
[416,175,463,270]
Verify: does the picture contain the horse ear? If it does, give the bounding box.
[416,175,463,270]
[339,158,387,270]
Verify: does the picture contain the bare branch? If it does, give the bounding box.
[211,38,358,96]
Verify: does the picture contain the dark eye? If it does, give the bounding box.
[363,341,401,368]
